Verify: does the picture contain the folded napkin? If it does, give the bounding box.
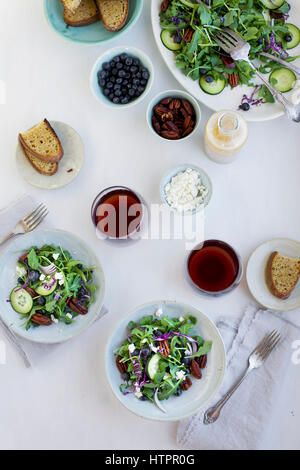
[0,194,108,367]
[177,305,300,450]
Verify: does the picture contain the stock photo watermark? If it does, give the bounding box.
[291,340,300,365]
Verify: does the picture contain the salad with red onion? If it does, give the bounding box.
[9,245,98,330]
[115,312,212,411]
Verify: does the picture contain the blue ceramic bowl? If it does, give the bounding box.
[0,229,105,344]
[44,0,144,45]
[160,164,213,214]
[105,300,226,421]
[90,46,154,108]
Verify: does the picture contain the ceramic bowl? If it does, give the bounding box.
[146,90,201,141]
[0,229,105,344]
[44,0,144,45]
[160,164,212,214]
[90,46,154,108]
[105,300,226,421]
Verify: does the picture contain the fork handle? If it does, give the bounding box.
[203,365,252,425]
[259,52,300,76]
[248,60,300,123]
[0,232,16,246]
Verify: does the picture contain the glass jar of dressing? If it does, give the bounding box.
[204,110,248,164]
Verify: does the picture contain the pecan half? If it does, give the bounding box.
[181,98,194,116]
[163,121,180,133]
[169,98,181,111]
[190,359,202,379]
[221,55,235,68]
[161,130,180,140]
[153,104,169,117]
[183,27,194,43]
[180,376,192,391]
[160,0,169,13]
[18,252,29,263]
[160,97,172,106]
[228,72,239,88]
[69,297,88,315]
[24,286,38,298]
[152,116,161,133]
[196,354,207,369]
[182,126,194,138]
[159,339,170,357]
[116,356,127,374]
[31,313,52,326]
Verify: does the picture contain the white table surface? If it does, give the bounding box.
[0,0,299,450]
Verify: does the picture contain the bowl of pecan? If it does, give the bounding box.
[146,90,201,141]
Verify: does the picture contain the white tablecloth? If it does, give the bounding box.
[0,0,299,450]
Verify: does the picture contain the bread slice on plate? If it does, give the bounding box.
[64,0,100,26]
[19,119,64,163]
[96,0,128,32]
[20,144,58,176]
[267,251,300,299]
[61,0,82,13]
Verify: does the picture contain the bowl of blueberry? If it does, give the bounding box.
[90,46,154,108]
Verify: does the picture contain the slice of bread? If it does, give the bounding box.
[267,251,300,299]
[20,144,58,176]
[96,0,128,32]
[64,0,100,26]
[61,0,82,13]
[19,119,64,163]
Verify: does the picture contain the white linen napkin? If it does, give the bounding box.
[177,305,300,450]
[0,194,108,367]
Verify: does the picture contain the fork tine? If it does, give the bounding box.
[214,36,232,54]
[23,203,44,222]
[252,330,276,356]
[258,331,278,358]
[28,210,49,231]
[27,208,48,229]
[261,333,281,361]
[25,204,46,224]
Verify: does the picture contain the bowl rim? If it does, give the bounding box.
[160,163,213,214]
[44,0,144,45]
[0,228,106,344]
[90,45,154,108]
[105,299,226,421]
[146,89,201,142]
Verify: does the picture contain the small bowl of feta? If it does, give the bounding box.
[160,165,212,214]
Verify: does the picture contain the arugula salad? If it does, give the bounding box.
[9,245,98,330]
[115,311,212,411]
[159,0,300,107]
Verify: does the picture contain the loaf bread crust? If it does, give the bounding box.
[19,119,64,163]
[96,0,128,32]
[20,143,59,176]
[64,0,100,26]
[266,251,300,299]
[61,0,82,13]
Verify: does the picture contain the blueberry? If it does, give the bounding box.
[205,75,214,83]
[174,34,182,44]
[241,102,250,111]
[37,296,46,306]
[114,84,121,90]
[110,76,116,83]
[284,34,292,42]
[118,70,126,78]
[121,97,129,105]
[257,37,264,45]
[106,82,113,89]
[109,93,114,101]
[18,277,24,284]
[78,287,86,297]
[102,62,110,71]
[200,68,208,75]
[175,388,183,397]
[112,68,118,76]
[133,78,140,86]
[219,15,224,24]
[130,66,138,74]
[125,57,133,66]
[140,79,147,86]
[98,78,106,87]
[98,70,107,79]
[113,97,120,104]
[185,367,191,374]
[125,72,131,79]
[135,72,142,79]
[77,264,83,270]
[139,395,148,401]
[116,77,123,84]
[137,86,144,95]
[114,56,120,63]
[133,58,140,67]
[132,349,139,356]
[154,330,163,337]
[121,372,130,381]
[142,71,149,80]
[183,357,191,367]
[103,88,110,96]
[29,270,40,283]
[116,62,123,70]
[120,53,128,61]
[141,346,151,356]
[115,90,122,97]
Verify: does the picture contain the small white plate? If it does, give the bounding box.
[16,121,84,190]
[247,238,300,311]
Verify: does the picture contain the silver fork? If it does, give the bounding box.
[203,330,281,425]
[214,28,300,122]
[0,203,49,246]
[39,263,56,275]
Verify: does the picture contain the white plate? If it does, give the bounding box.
[151,0,300,121]
[16,121,84,190]
[0,229,105,344]
[105,300,226,421]
[247,238,300,311]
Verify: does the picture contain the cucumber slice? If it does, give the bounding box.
[282,24,300,50]
[199,73,226,95]
[16,262,27,278]
[161,29,182,51]
[269,67,296,92]
[259,0,285,9]
[10,287,33,315]
[147,353,161,380]
[35,279,57,296]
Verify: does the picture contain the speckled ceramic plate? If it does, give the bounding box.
[247,238,300,311]
[0,229,105,344]
[105,300,226,421]
[16,121,84,190]
[44,0,144,45]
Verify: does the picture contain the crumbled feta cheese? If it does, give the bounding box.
[135,390,143,399]
[155,308,163,318]
[163,373,171,381]
[51,315,58,324]
[150,343,159,353]
[66,313,73,320]
[59,279,64,286]
[142,338,147,344]
[16,265,26,277]
[54,272,63,280]
[52,253,59,261]
[176,370,186,381]
[184,350,190,356]
[164,168,208,212]
[128,343,136,354]
[39,274,45,281]
[179,316,185,322]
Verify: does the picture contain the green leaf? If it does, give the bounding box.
[27,249,39,270]
[187,341,213,358]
